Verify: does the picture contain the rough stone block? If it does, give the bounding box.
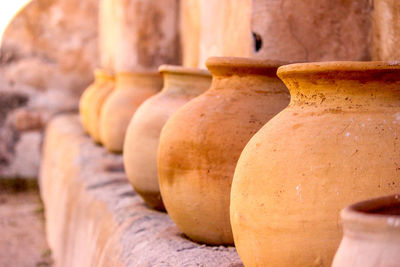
[40,114,243,267]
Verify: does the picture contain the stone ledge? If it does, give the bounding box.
[39,114,242,267]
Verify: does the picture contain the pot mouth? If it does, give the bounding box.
[342,194,400,231]
[158,65,211,77]
[206,57,288,76]
[277,61,400,81]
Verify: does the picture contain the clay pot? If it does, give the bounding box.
[123,65,211,211]
[332,194,400,267]
[230,61,400,266]
[100,71,163,153]
[87,74,114,144]
[79,69,114,135]
[158,57,290,245]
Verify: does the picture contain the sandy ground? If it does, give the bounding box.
[0,190,53,267]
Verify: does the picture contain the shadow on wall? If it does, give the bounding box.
[0,0,100,179]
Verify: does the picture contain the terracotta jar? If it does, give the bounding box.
[123,65,211,211]
[87,74,114,144]
[158,57,290,245]
[230,61,400,267]
[79,69,114,135]
[332,194,400,267]
[100,71,163,153]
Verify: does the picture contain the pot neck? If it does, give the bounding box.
[278,62,400,109]
[341,195,400,241]
[162,72,211,96]
[210,74,288,94]
[94,69,114,83]
[116,72,163,92]
[206,57,288,94]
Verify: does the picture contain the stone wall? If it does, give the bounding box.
[0,0,99,178]
[40,115,243,267]
[372,0,400,60]
[114,0,180,72]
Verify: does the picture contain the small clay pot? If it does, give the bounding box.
[230,61,400,266]
[79,69,114,135]
[158,57,290,245]
[100,71,163,153]
[87,74,114,144]
[332,194,400,267]
[123,65,211,211]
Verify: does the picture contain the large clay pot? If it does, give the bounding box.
[332,194,400,267]
[79,69,114,135]
[100,71,163,153]
[123,65,211,211]
[158,57,290,245]
[230,61,400,266]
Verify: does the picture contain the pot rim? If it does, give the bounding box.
[342,194,400,231]
[277,61,400,79]
[206,56,288,76]
[159,65,211,77]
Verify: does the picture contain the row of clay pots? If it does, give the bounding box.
[79,58,400,267]
[123,65,212,211]
[79,70,163,151]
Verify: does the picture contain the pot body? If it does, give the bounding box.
[123,66,211,211]
[158,57,289,245]
[230,62,400,266]
[333,194,400,267]
[100,72,162,153]
[79,69,113,134]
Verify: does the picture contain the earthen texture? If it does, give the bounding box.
[114,0,181,71]
[372,0,400,60]
[40,114,242,267]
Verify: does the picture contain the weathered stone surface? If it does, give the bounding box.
[372,0,400,60]
[180,0,201,67]
[114,0,181,71]
[99,0,116,71]
[40,114,243,267]
[181,0,372,67]
[252,0,372,61]
[197,0,253,68]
